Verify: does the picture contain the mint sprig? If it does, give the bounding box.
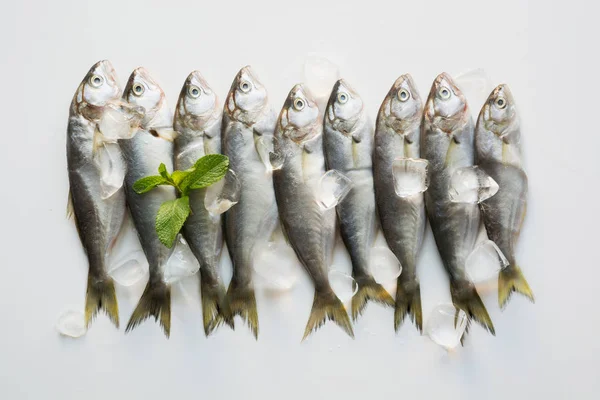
[133,154,229,248]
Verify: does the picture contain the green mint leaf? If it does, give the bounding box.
[158,163,170,180]
[171,170,191,187]
[180,154,229,193]
[155,196,190,248]
[132,175,170,194]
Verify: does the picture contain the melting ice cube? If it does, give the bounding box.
[255,135,285,172]
[98,101,144,141]
[303,55,340,101]
[426,304,468,350]
[204,169,241,217]
[370,246,403,284]
[108,250,148,286]
[93,142,126,199]
[316,170,353,210]
[163,235,200,284]
[253,241,298,290]
[392,158,429,197]
[175,140,205,169]
[328,269,358,303]
[466,240,509,283]
[56,310,87,338]
[449,166,499,204]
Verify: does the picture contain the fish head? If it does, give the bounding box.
[326,79,364,133]
[424,73,469,133]
[175,71,219,130]
[75,60,121,108]
[225,66,268,123]
[123,67,166,125]
[480,84,518,136]
[380,74,422,132]
[278,84,320,143]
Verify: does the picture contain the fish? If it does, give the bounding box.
[222,66,278,338]
[120,67,177,337]
[273,84,354,340]
[421,73,495,334]
[475,84,534,308]
[323,79,395,320]
[67,60,125,328]
[373,74,426,332]
[173,71,232,335]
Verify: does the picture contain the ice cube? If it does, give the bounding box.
[303,55,340,101]
[426,304,468,350]
[255,135,285,172]
[204,169,241,217]
[453,69,494,116]
[56,310,87,338]
[392,158,429,197]
[163,235,200,284]
[93,142,126,200]
[98,101,144,141]
[253,241,298,290]
[466,240,509,283]
[316,170,353,210]
[370,246,403,283]
[328,269,358,303]
[449,166,499,204]
[108,250,148,286]
[175,140,205,169]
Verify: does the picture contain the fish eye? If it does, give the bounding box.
[495,96,507,109]
[89,74,104,88]
[239,80,252,93]
[337,92,349,104]
[188,85,201,99]
[293,97,305,111]
[132,83,145,96]
[438,86,451,100]
[397,88,410,102]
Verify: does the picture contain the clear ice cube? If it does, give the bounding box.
[253,241,298,290]
[370,246,403,283]
[93,142,126,199]
[466,240,509,283]
[449,166,499,204]
[316,170,353,210]
[204,169,241,217]
[56,310,87,338]
[175,140,205,168]
[255,135,285,172]
[328,269,358,303]
[108,250,148,286]
[426,304,468,350]
[392,158,429,197]
[163,235,200,284]
[303,55,341,100]
[98,101,144,141]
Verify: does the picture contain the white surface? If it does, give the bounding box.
[1,1,598,399]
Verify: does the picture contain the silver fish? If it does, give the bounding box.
[323,79,394,320]
[475,84,533,308]
[421,73,495,334]
[373,74,426,331]
[173,71,231,335]
[273,84,353,339]
[222,66,278,338]
[67,60,124,328]
[121,68,176,337]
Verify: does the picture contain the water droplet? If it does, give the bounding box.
[328,269,358,302]
[426,304,468,350]
[449,166,499,204]
[392,158,429,197]
[204,169,241,217]
[108,250,148,286]
[93,142,125,199]
[316,170,353,210]
[303,55,340,100]
[56,310,87,338]
[466,240,509,283]
[370,246,402,283]
[253,241,298,290]
[163,235,200,284]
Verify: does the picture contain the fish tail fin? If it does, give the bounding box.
[498,265,534,309]
[200,279,233,336]
[226,281,258,339]
[85,274,119,328]
[126,279,171,338]
[303,289,354,341]
[450,279,495,335]
[394,279,423,333]
[351,276,395,320]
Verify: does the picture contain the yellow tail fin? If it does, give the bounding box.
[394,280,423,332]
[85,274,119,328]
[303,289,354,341]
[226,282,258,339]
[498,265,534,309]
[450,279,495,335]
[126,280,171,338]
[200,279,233,336]
[351,277,394,320]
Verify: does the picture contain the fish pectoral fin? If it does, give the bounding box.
[498,265,534,309]
[66,188,75,220]
[303,288,354,341]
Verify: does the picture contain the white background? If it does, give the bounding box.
[1,1,598,399]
